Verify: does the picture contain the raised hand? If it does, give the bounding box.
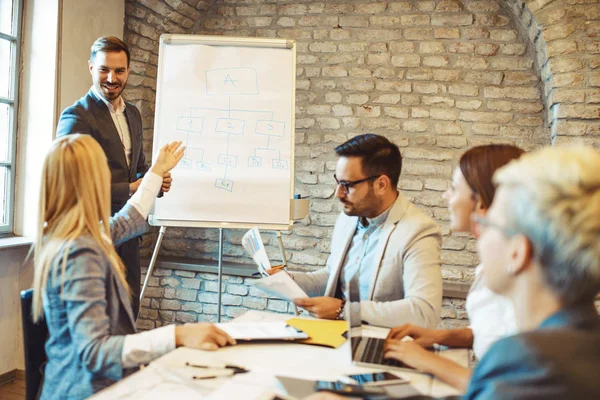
[151,141,185,177]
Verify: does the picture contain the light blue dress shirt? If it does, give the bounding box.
[338,205,393,300]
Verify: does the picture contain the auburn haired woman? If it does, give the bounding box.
[384,144,524,391]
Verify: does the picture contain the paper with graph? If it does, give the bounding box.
[251,272,308,303]
[241,227,271,276]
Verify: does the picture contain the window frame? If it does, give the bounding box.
[0,0,23,235]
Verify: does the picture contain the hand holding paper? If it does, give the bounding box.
[243,227,309,302]
[251,272,308,302]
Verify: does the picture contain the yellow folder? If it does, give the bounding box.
[285,318,348,348]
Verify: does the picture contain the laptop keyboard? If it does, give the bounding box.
[354,337,410,368]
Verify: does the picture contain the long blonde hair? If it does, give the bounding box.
[32,134,129,322]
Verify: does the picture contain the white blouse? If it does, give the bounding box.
[122,172,176,367]
[466,264,517,360]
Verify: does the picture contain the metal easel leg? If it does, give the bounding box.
[217,228,224,322]
[277,230,299,316]
[140,226,167,303]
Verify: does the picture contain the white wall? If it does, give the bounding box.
[0,0,125,376]
[1,0,61,376]
[58,0,125,113]
[15,0,125,239]
[14,0,61,239]
[0,246,30,374]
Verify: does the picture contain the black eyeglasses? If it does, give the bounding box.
[471,214,518,238]
[333,174,380,195]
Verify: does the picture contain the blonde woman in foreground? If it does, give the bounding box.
[33,135,235,400]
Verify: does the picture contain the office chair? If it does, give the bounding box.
[20,289,48,400]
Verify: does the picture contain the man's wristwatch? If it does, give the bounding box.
[336,300,346,320]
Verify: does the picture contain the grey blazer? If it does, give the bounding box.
[465,303,600,399]
[290,193,443,328]
[39,204,148,400]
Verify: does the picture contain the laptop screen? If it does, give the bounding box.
[346,274,417,370]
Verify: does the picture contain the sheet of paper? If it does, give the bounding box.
[215,321,308,340]
[242,227,271,276]
[121,382,207,399]
[206,380,278,400]
[90,363,216,399]
[251,272,308,302]
[230,310,292,323]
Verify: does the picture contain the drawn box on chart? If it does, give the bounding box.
[196,161,210,171]
[217,154,238,167]
[248,156,262,167]
[215,178,234,192]
[255,120,285,137]
[206,67,259,95]
[178,159,192,169]
[216,118,245,135]
[272,159,289,170]
[177,117,204,132]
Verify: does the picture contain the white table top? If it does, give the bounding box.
[92,310,468,399]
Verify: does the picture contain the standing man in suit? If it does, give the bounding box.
[56,36,170,319]
[289,134,443,328]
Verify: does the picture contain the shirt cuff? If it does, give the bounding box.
[129,172,162,218]
[121,324,176,368]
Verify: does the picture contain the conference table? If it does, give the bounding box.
[91,310,469,399]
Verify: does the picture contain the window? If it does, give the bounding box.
[0,0,22,234]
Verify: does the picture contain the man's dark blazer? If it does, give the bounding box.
[56,89,149,318]
[464,303,600,399]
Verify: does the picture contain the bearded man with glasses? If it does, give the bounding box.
[289,134,443,328]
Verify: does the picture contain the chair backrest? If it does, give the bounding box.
[20,289,48,400]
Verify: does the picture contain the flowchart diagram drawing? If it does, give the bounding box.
[174,67,289,192]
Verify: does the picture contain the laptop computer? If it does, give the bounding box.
[346,275,417,371]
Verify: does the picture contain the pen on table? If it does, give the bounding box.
[186,362,248,379]
[186,362,247,371]
[193,375,222,380]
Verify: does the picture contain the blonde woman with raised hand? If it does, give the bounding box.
[33,135,235,400]
[383,144,524,392]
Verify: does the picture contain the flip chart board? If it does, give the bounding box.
[150,34,296,230]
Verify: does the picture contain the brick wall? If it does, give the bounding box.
[123,0,600,329]
[506,0,600,145]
